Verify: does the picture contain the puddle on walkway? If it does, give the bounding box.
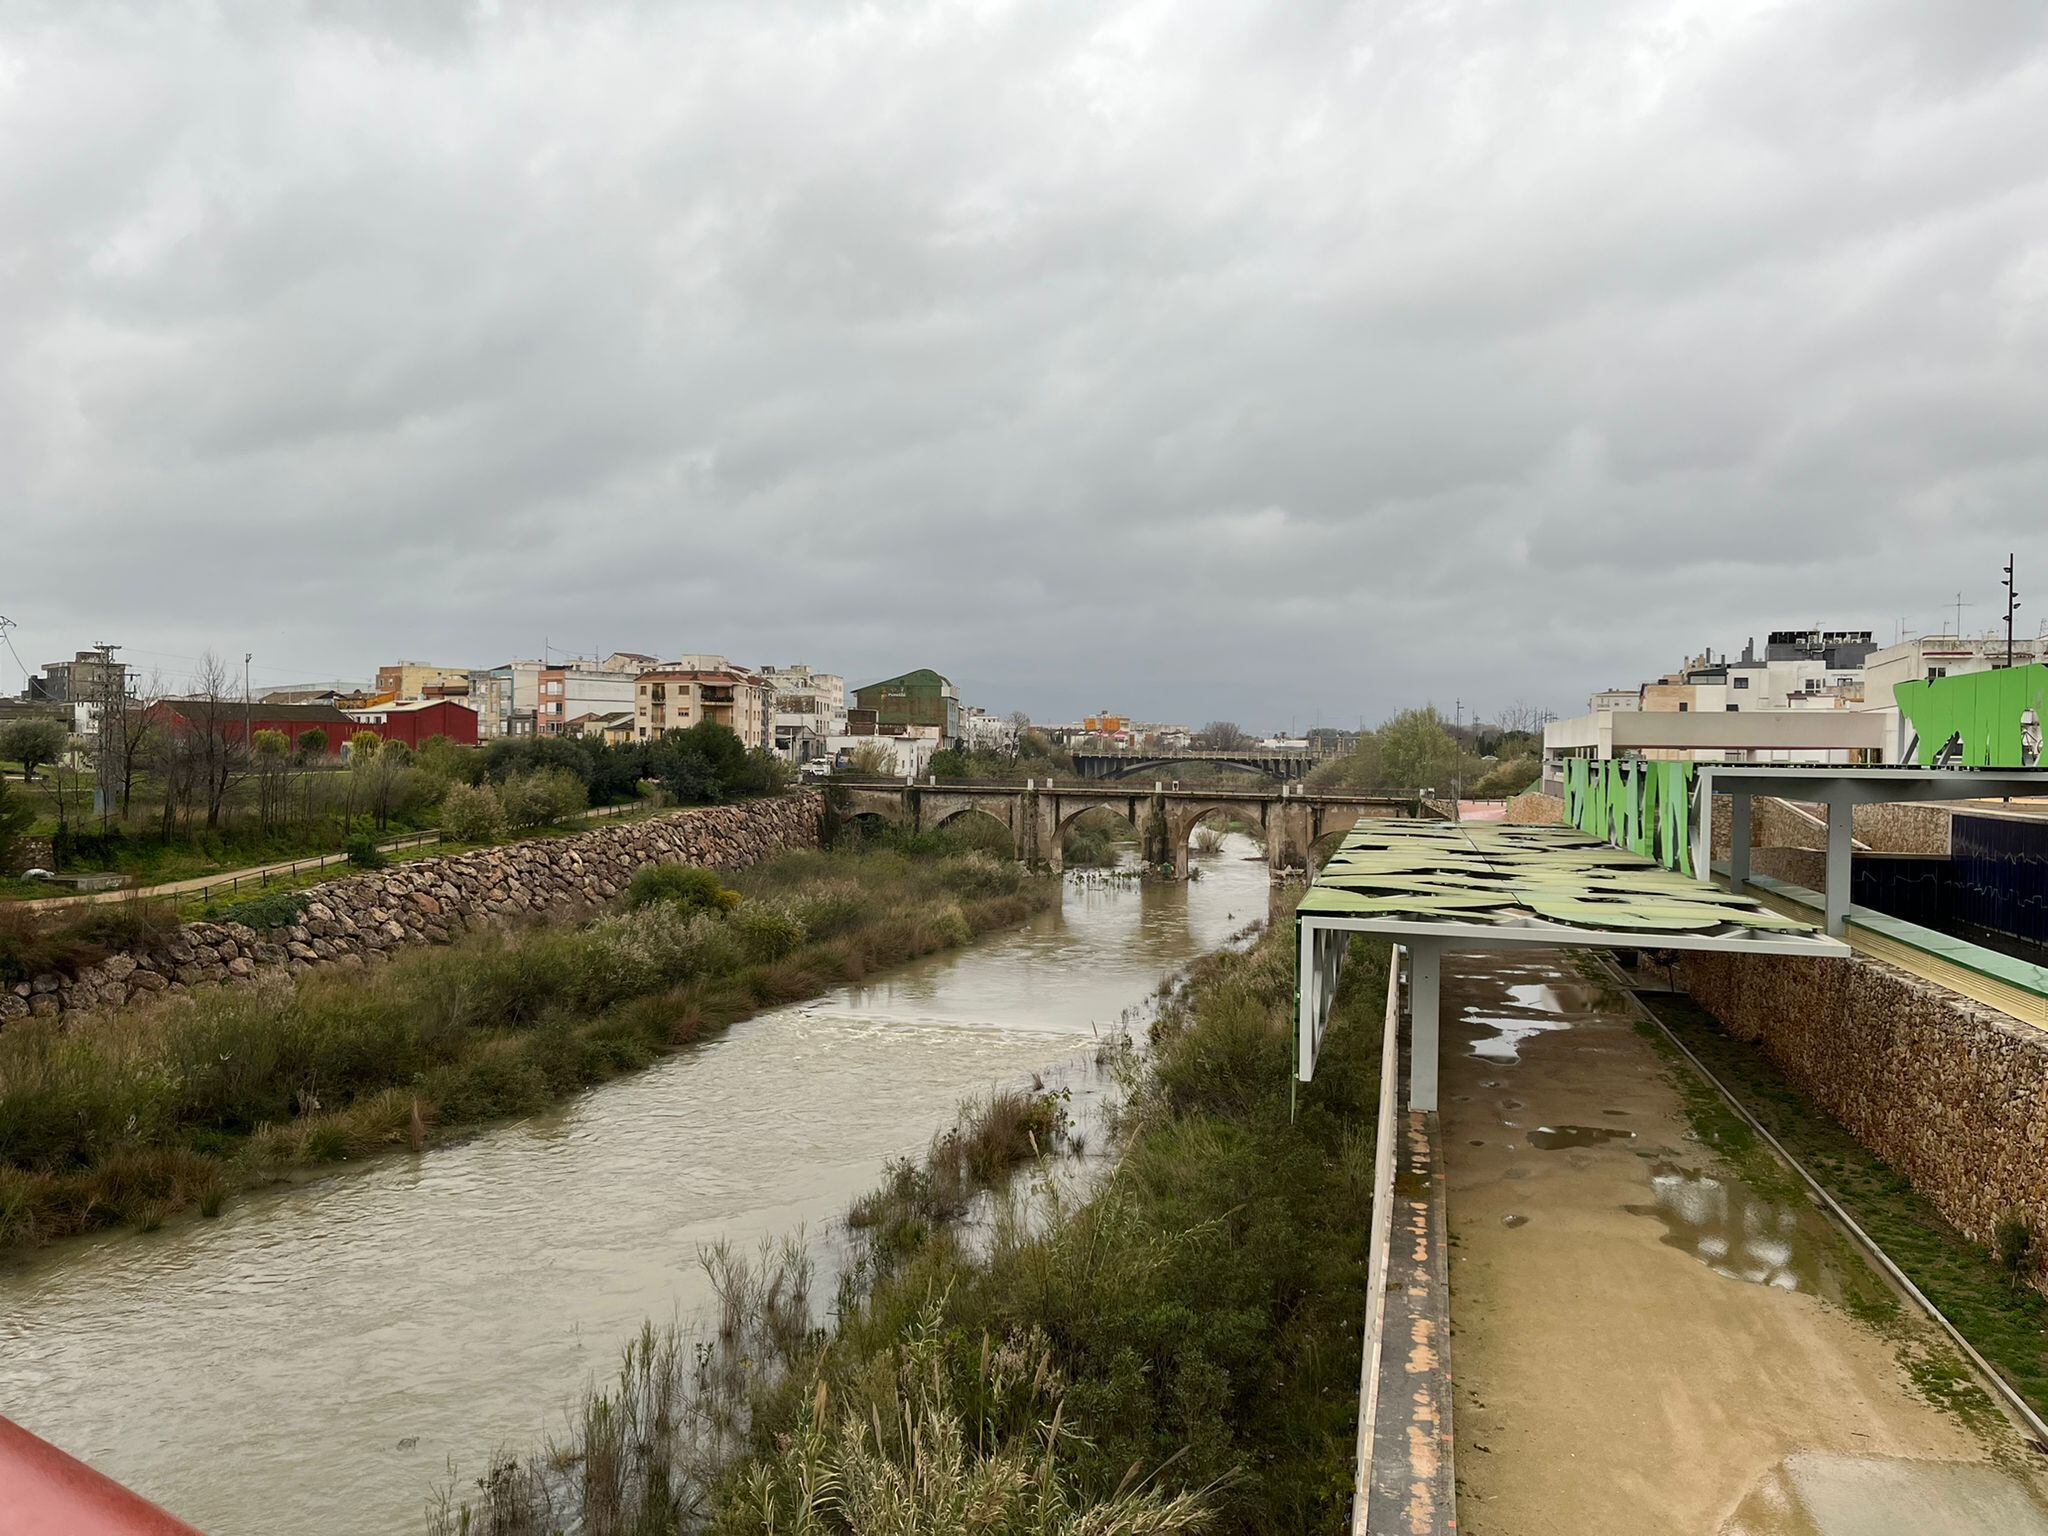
[1528,1124,1637,1151]
[1460,977,1603,1064]
[1629,1164,1825,1293]
[1719,1451,2048,1535]
[1465,1010,1574,1063]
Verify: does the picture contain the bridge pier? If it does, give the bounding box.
[830,780,1423,881]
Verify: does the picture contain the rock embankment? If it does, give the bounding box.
[3,792,821,1025]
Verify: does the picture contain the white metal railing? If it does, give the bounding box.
[1351,945,1405,1534]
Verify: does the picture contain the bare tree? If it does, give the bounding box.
[1495,701,1555,736]
[110,667,164,821]
[1194,721,1252,751]
[251,729,291,834]
[190,652,248,829]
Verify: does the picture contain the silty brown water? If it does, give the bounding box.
[0,837,1273,1536]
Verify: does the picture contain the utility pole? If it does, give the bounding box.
[91,642,121,825]
[1454,698,1463,820]
[2004,555,2021,668]
[244,652,254,752]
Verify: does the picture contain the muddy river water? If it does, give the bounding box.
[0,839,1272,1535]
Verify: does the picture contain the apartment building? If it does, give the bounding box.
[761,664,847,761]
[374,661,472,699]
[633,666,769,745]
[469,660,543,740]
[537,665,637,737]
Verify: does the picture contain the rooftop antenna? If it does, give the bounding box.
[1949,591,1973,639]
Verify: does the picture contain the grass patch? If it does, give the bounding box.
[1638,988,2048,1421]
[0,845,1056,1251]
[435,925,1393,1535]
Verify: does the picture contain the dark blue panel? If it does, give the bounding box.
[1951,814,2048,949]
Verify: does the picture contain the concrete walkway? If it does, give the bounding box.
[1441,948,2048,1535]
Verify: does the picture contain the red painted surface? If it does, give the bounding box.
[146,702,354,754]
[345,698,481,748]
[0,1415,204,1534]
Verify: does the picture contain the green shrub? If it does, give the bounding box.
[346,834,387,870]
[626,864,739,914]
[1996,1213,2044,1290]
[64,900,180,951]
[439,782,506,844]
[210,890,309,931]
[726,899,806,963]
[501,767,587,830]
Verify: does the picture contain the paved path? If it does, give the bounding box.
[11,802,648,913]
[1441,948,2048,1535]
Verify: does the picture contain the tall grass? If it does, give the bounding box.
[0,846,1053,1250]
[433,926,1390,1535]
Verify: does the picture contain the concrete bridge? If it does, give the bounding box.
[1067,748,1325,782]
[830,779,1435,877]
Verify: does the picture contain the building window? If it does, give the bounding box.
[1726,704,1739,712]
[1926,666,1947,680]
[1732,676,1749,690]
[1677,703,1689,712]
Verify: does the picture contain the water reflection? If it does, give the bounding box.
[0,838,1272,1536]
[1627,1163,1823,1293]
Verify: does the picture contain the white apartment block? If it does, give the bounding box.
[762,664,848,761]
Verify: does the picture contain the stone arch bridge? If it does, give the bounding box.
[831,779,1439,878]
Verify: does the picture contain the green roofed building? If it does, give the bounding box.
[853,668,960,745]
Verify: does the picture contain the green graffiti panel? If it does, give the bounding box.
[1895,665,2048,767]
[1561,757,1692,874]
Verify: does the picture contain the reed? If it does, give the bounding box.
[433,924,1391,1535]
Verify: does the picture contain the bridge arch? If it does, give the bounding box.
[929,805,1018,857]
[1167,800,1269,879]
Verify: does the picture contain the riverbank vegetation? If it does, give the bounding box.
[1307,705,1543,799]
[5,709,787,894]
[1059,806,1133,868]
[0,843,1054,1250]
[434,921,1392,1535]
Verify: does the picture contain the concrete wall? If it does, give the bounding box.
[1675,949,2048,1251]
[1,792,822,1026]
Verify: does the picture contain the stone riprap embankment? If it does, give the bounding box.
[2,792,821,1025]
[1676,948,2048,1251]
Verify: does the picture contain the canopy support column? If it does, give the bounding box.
[1409,940,1442,1112]
[1728,792,1752,892]
[1824,790,1852,937]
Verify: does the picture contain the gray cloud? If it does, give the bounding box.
[3,0,2045,725]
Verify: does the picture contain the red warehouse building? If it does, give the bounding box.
[344,697,481,748]
[149,698,355,753]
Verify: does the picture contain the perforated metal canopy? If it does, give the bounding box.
[1293,819,1845,1092]
[1297,819,1845,951]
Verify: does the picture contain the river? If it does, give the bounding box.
[0,837,1273,1535]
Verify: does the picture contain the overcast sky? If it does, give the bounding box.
[3,0,2045,729]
